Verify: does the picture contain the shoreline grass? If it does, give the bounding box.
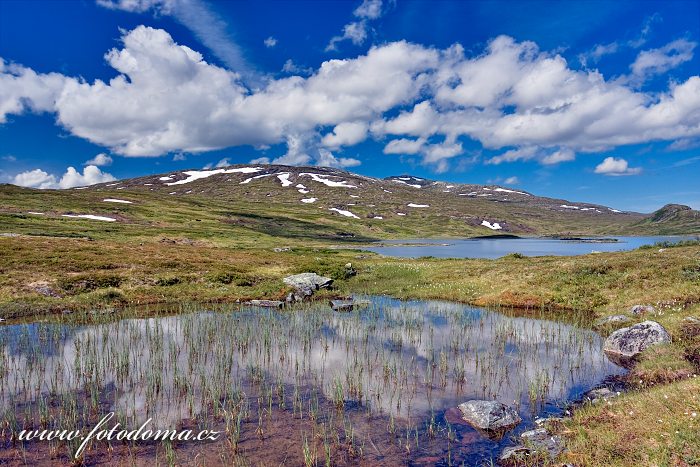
[1,230,699,465]
[2,235,699,319]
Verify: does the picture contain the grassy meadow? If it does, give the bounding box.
[1,184,699,465]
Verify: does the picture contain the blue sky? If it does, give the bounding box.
[0,0,699,212]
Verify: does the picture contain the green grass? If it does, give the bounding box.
[1,181,700,466]
[560,376,700,466]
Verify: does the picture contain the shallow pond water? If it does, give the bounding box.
[364,235,697,259]
[0,297,624,465]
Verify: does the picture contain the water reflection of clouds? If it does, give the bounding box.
[0,297,624,429]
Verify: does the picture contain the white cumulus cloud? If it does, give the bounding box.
[321,121,368,148]
[326,0,385,51]
[1,26,699,173]
[97,0,259,84]
[59,165,117,188]
[630,38,696,82]
[13,169,58,189]
[84,153,113,166]
[594,157,642,176]
[12,165,116,189]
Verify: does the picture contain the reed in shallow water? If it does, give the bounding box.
[0,297,622,465]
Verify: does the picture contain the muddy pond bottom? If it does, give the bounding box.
[0,297,624,465]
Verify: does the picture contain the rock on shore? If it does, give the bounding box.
[603,320,671,365]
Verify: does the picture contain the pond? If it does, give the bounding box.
[364,235,698,259]
[0,297,624,465]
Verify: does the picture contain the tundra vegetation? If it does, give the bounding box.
[0,173,699,465]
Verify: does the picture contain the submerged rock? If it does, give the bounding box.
[603,320,671,365]
[630,305,655,315]
[246,300,284,308]
[283,273,333,301]
[329,298,371,311]
[457,400,521,432]
[500,427,565,464]
[330,299,355,312]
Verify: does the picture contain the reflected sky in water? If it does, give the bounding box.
[0,296,624,432]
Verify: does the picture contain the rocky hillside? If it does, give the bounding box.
[631,204,700,235]
[1,164,699,238]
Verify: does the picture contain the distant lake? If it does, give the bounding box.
[365,236,698,259]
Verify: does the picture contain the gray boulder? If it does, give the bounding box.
[630,305,655,315]
[500,428,565,464]
[344,262,357,277]
[27,281,62,298]
[603,320,671,365]
[457,400,521,432]
[534,416,566,426]
[283,273,333,301]
[584,387,618,403]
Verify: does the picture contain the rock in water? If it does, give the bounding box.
[457,400,521,432]
[246,300,284,308]
[283,273,333,301]
[330,299,355,311]
[500,428,565,464]
[603,320,671,365]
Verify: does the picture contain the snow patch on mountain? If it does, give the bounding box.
[393,180,422,188]
[277,173,292,187]
[301,173,356,188]
[329,208,359,218]
[481,220,502,230]
[103,198,132,204]
[241,173,274,184]
[493,187,528,195]
[166,167,263,185]
[62,214,117,222]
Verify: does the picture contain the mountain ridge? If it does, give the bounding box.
[1,164,698,238]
